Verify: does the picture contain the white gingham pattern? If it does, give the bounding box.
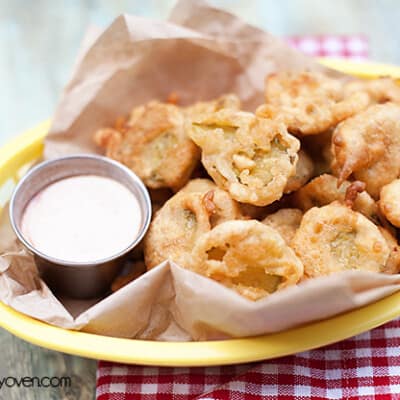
[286,34,368,60]
[97,319,400,400]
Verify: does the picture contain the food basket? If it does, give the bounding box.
[1,59,400,366]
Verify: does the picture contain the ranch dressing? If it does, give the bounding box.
[21,175,142,263]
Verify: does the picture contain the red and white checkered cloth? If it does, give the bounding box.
[96,318,400,400]
[96,35,374,400]
[286,35,368,60]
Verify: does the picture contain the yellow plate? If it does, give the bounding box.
[1,59,400,367]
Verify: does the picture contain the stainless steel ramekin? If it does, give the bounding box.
[9,155,152,299]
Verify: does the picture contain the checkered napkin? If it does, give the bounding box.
[286,35,368,60]
[96,318,400,400]
[96,35,373,400]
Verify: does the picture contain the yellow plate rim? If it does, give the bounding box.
[1,58,400,366]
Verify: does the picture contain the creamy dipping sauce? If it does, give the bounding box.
[21,175,142,263]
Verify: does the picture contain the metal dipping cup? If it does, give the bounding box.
[9,155,152,299]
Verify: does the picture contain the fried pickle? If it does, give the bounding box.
[184,94,241,118]
[380,179,400,228]
[181,179,242,227]
[331,103,400,198]
[181,178,217,194]
[189,220,304,300]
[344,77,400,104]
[256,72,370,136]
[378,227,400,274]
[292,202,390,278]
[189,109,300,206]
[94,101,200,190]
[262,208,303,245]
[284,149,314,193]
[291,174,378,222]
[144,192,212,269]
[144,185,240,269]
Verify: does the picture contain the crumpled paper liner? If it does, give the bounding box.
[1,0,398,341]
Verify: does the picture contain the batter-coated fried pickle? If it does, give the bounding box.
[378,227,400,274]
[284,150,314,193]
[345,78,400,104]
[344,181,367,208]
[380,179,400,228]
[144,192,213,270]
[94,101,200,190]
[201,189,242,227]
[181,179,242,227]
[181,178,217,194]
[262,208,303,245]
[291,174,378,222]
[331,103,400,198]
[189,109,300,206]
[256,72,370,136]
[144,186,240,269]
[291,202,390,278]
[184,94,241,119]
[189,220,304,300]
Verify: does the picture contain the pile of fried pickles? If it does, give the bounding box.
[93,72,400,301]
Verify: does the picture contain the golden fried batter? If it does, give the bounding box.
[144,185,240,269]
[292,202,390,278]
[144,192,213,269]
[344,181,366,208]
[256,72,370,136]
[378,227,400,274]
[291,174,378,222]
[345,78,400,104]
[181,179,241,227]
[189,220,304,300]
[331,103,400,198]
[94,101,200,190]
[262,208,303,245]
[184,94,241,119]
[284,150,314,193]
[380,179,400,228]
[181,178,217,194]
[189,109,300,206]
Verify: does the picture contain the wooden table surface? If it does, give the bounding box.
[1,1,400,399]
[0,333,96,399]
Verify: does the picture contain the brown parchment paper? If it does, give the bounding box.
[1,0,399,341]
